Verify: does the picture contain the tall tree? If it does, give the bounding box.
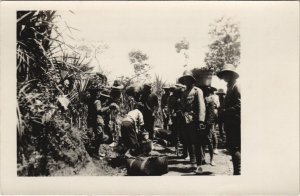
[204,17,240,73]
[128,50,151,83]
[175,38,190,67]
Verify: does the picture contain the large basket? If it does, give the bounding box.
[192,69,214,87]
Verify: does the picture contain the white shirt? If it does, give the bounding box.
[123,109,144,132]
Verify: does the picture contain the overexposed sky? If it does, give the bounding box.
[57,3,238,87]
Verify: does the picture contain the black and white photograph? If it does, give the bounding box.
[0,1,299,194]
[16,8,241,176]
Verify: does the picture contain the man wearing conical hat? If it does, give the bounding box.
[178,70,206,170]
[217,64,241,175]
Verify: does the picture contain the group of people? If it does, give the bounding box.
[160,64,240,175]
[84,63,241,175]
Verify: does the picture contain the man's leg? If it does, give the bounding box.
[232,148,241,175]
[207,125,215,166]
[121,121,140,156]
[163,117,168,130]
[92,125,107,158]
[186,123,197,166]
[195,132,205,166]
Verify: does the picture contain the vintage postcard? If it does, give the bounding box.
[0,1,299,195]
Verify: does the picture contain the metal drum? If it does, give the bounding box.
[126,155,168,176]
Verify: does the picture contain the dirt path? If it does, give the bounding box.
[151,143,233,176]
[78,142,233,176]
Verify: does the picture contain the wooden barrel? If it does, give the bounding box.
[126,156,168,176]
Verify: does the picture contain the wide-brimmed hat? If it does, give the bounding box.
[111,80,124,91]
[162,85,170,90]
[175,83,186,89]
[208,86,217,93]
[216,89,226,95]
[217,64,239,79]
[169,85,176,91]
[99,90,111,98]
[143,83,152,91]
[178,70,196,84]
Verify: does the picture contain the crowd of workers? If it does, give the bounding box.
[84,64,241,175]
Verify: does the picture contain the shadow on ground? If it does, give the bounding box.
[181,171,214,176]
[168,160,189,165]
[168,166,195,173]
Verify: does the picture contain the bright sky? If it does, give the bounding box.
[57,3,237,89]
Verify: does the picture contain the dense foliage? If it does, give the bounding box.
[16,11,104,176]
[204,17,240,73]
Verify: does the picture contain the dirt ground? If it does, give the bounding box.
[78,141,233,176]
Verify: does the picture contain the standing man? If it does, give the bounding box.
[140,84,159,140]
[217,64,241,175]
[169,84,186,156]
[216,89,226,142]
[161,86,171,130]
[98,89,120,146]
[178,70,206,169]
[85,88,117,159]
[200,86,218,166]
[109,80,124,147]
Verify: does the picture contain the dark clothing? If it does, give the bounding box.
[125,84,143,102]
[223,80,241,175]
[216,95,226,140]
[205,99,217,125]
[180,86,206,164]
[141,93,159,140]
[143,109,155,140]
[169,93,184,149]
[198,124,214,164]
[161,93,170,109]
[120,121,140,150]
[183,122,204,164]
[223,81,241,149]
[162,93,170,129]
[85,98,107,155]
[232,149,241,175]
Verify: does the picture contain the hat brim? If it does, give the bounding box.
[210,87,217,92]
[99,93,110,98]
[217,70,239,79]
[111,85,124,91]
[178,75,196,84]
[175,84,186,88]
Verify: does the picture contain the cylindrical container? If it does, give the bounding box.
[142,132,149,140]
[126,156,168,176]
[192,69,214,87]
[140,139,152,154]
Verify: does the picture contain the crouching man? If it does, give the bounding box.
[121,103,146,157]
